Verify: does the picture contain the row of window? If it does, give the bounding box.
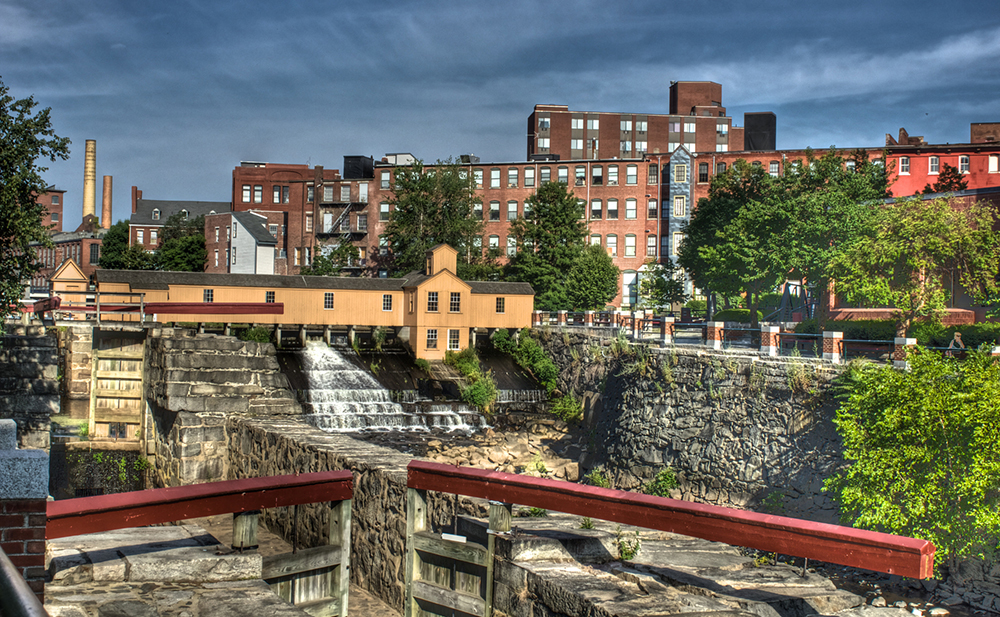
[151,207,194,221]
[899,154,989,175]
[135,229,158,245]
[475,164,651,188]
[586,233,682,257]
[240,183,371,204]
[425,291,462,313]
[426,329,461,351]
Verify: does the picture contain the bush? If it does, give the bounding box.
[585,468,610,488]
[910,321,1000,350]
[492,328,516,354]
[239,326,272,344]
[642,468,678,497]
[414,358,431,373]
[712,309,762,323]
[795,318,896,341]
[509,331,559,394]
[684,299,707,311]
[445,347,480,379]
[461,371,497,414]
[549,394,582,423]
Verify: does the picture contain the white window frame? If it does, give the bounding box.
[929,156,940,174]
[448,329,460,351]
[673,196,687,218]
[382,294,393,312]
[900,156,910,174]
[960,155,970,173]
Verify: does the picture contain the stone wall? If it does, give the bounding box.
[56,325,92,419]
[1,325,58,449]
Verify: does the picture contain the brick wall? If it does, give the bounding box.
[0,498,47,599]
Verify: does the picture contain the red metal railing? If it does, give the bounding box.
[46,470,352,539]
[407,461,935,579]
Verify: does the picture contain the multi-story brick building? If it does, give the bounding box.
[128,186,231,251]
[884,124,1000,197]
[27,229,105,299]
[38,186,66,233]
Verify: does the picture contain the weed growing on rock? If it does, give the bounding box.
[585,468,611,488]
[761,491,787,515]
[643,468,678,497]
[549,394,583,423]
[239,326,272,344]
[614,525,641,560]
[517,507,548,518]
[579,517,595,529]
[414,358,431,373]
[372,326,389,352]
[527,453,548,474]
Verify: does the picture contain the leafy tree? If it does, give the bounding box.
[639,259,688,311]
[827,349,1000,569]
[505,181,587,309]
[302,243,359,276]
[831,197,1000,337]
[384,159,483,276]
[565,243,620,310]
[156,213,205,272]
[923,162,968,195]
[0,80,70,318]
[457,246,504,281]
[99,220,156,270]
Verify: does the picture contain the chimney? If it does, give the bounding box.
[131,186,142,214]
[101,176,112,229]
[82,140,97,220]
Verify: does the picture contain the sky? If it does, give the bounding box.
[3,0,1000,229]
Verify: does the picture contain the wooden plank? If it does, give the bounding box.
[412,580,485,617]
[262,545,342,579]
[329,498,351,616]
[46,470,353,539]
[95,388,142,399]
[95,371,143,380]
[92,411,141,424]
[407,461,935,579]
[485,502,511,617]
[413,532,487,567]
[404,488,427,617]
[95,350,145,360]
[295,597,340,617]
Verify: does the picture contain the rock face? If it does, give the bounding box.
[0,325,58,450]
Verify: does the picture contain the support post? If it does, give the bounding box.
[232,510,259,551]
[893,337,916,369]
[632,311,641,340]
[324,325,331,346]
[760,325,780,357]
[198,322,205,334]
[557,310,567,326]
[485,501,512,617]
[275,325,282,348]
[299,324,306,347]
[224,323,231,337]
[470,328,477,348]
[347,326,355,348]
[660,316,675,347]
[404,488,428,617]
[584,310,594,326]
[329,498,352,616]
[823,331,843,364]
[706,321,724,350]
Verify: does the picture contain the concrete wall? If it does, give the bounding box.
[0,325,58,449]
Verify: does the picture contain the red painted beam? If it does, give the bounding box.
[33,297,60,313]
[407,461,935,579]
[141,302,285,315]
[47,470,352,540]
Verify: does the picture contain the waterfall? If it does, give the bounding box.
[297,342,486,432]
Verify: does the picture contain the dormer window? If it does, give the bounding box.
[180,209,189,219]
[152,208,160,221]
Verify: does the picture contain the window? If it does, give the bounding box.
[473,169,483,188]
[232,246,237,264]
[490,201,500,221]
[673,164,688,183]
[900,156,910,174]
[507,201,518,221]
[540,167,551,183]
[990,155,999,173]
[716,144,728,152]
[625,234,636,257]
[357,214,367,231]
[379,236,388,255]
[380,202,390,221]
[506,236,516,256]
[571,139,583,150]
[308,186,315,202]
[339,185,350,202]
[150,230,158,244]
[253,185,262,203]
[622,271,638,307]
[625,198,637,220]
[960,155,970,173]
[488,235,499,248]
[698,162,709,183]
[490,168,501,188]
[587,118,599,130]
[684,122,696,133]
[496,297,505,313]
[152,208,160,221]
[427,291,438,312]
[571,118,584,130]
[382,294,393,312]
[661,235,669,257]
[621,140,632,153]
[673,232,684,255]
[448,329,460,351]
[324,292,334,310]
[636,141,647,153]
[647,199,658,219]
[450,292,461,313]
[214,249,219,267]
[590,234,601,246]
[265,291,275,303]
[51,212,59,222]
[242,185,251,202]
[137,229,144,244]
[525,167,535,187]
[87,245,99,264]
[294,248,300,265]
[381,171,391,189]
[648,164,658,185]
[607,199,618,220]
[282,224,286,236]
[717,123,729,134]
[523,200,532,218]
[592,165,603,185]
[305,214,313,232]
[557,167,568,184]
[607,234,618,256]
[508,168,518,187]
[273,186,281,203]
[608,165,619,185]
[426,329,437,349]
[226,248,230,265]
[930,156,940,174]
[322,186,333,202]
[51,194,60,205]
[669,121,680,133]
[538,117,550,130]
[673,196,687,218]
[590,199,602,220]
[269,224,278,236]
[626,165,637,185]
[204,289,214,303]
[716,162,727,174]
[621,119,632,131]
[636,121,647,132]
[769,161,780,177]
[473,202,483,220]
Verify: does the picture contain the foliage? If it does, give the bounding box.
[826,348,1000,568]
[302,242,359,276]
[508,332,559,394]
[0,79,71,319]
[684,299,707,312]
[445,347,480,377]
[414,358,431,373]
[614,525,641,560]
[711,309,763,323]
[505,181,588,310]
[585,468,611,488]
[794,318,896,341]
[909,321,1000,350]
[371,326,389,352]
[384,158,484,276]
[461,371,497,414]
[565,243,620,310]
[99,220,157,270]
[579,517,595,529]
[831,197,1000,337]
[642,468,679,497]
[923,162,968,195]
[238,326,272,344]
[155,213,206,272]
[458,245,504,281]
[639,259,687,310]
[491,328,516,354]
[761,491,787,515]
[549,394,582,423]
[517,507,548,518]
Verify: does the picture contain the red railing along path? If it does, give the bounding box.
[407,461,935,579]
[46,470,352,539]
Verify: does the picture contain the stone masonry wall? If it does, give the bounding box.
[1,325,58,450]
[56,325,92,419]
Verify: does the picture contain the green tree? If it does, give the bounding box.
[99,220,156,270]
[923,162,968,195]
[505,181,587,309]
[0,80,70,318]
[565,243,620,310]
[831,196,1000,337]
[302,243,360,276]
[827,349,1000,569]
[156,213,205,272]
[639,259,688,311]
[384,159,483,276]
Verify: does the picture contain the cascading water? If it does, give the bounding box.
[297,342,486,432]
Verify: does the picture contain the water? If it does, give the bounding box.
[297,342,486,432]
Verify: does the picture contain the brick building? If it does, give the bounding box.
[37,185,66,233]
[204,210,279,274]
[129,186,231,251]
[27,229,105,299]
[884,123,1000,197]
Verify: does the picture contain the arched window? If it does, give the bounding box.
[151,208,160,221]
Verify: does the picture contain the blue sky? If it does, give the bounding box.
[3,0,1000,228]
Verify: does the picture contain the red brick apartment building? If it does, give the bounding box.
[884,123,1000,197]
[37,186,66,232]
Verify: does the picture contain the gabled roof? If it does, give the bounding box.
[51,259,88,283]
[130,199,231,226]
[232,211,277,246]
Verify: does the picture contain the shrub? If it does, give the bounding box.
[445,347,480,379]
[585,468,610,488]
[910,321,1000,350]
[795,318,896,341]
[239,326,272,344]
[549,394,583,423]
[461,371,497,414]
[414,358,431,373]
[684,299,707,311]
[492,328,516,354]
[712,309,762,323]
[642,468,678,497]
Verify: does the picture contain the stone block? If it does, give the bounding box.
[0,419,16,449]
[0,449,49,499]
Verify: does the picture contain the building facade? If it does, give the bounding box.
[38,186,66,233]
[128,186,231,251]
[204,211,279,275]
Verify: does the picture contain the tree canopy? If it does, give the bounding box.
[639,259,688,310]
[99,220,156,270]
[156,213,205,272]
[302,242,359,276]
[565,244,620,310]
[0,79,70,318]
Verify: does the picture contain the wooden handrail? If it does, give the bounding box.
[407,461,935,579]
[47,470,352,540]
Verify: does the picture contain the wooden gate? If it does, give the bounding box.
[89,328,146,440]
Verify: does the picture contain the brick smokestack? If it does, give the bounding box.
[101,176,112,229]
[82,140,97,220]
